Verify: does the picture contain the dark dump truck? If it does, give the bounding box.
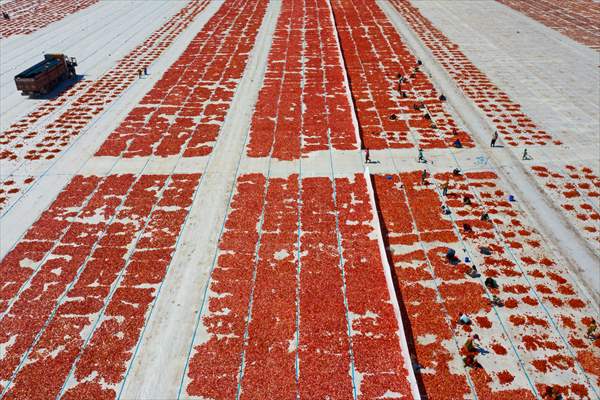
[14,54,77,96]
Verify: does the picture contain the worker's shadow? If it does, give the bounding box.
[28,74,85,100]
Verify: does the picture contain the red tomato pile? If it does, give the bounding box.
[0,176,34,210]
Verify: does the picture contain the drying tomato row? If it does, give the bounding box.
[0,173,200,399]
[329,0,474,150]
[335,175,412,398]
[497,0,600,51]
[531,164,600,248]
[0,0,99,38]
[186,173,267,399]
[238,176,299,399]
[1,80,93,162]
[96,0,268,159]
[389,0,556,147]
[246,0,357,160]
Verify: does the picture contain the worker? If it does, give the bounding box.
[417,60,422,66]
[2,11,9,20]
[418,148,425,163]
[458,312,472,325]
[389,113,397,121]
[485,277,499,289]
[446,248,456,260]
[490,295,504,307]
[453,139,463,148]
[452,168,461,176]
[490,131,498,147]
[464,334,480,353]
[397,75,404,91]
[467,265,479,278]
[442,180,449,196]
[463,195,472,205]
[522,148,531,160]
[463,223,473,233]
[423,112,431,120]
[421,169,427,185]
[480,211,490,221]
[542,385,561,400]
[463,353,481,369]
[365,148,371,164]
[446,248,460,265]
[144,67,148,75]
[587,318,597,339]
[439,94,446,101]
[441,205,451,215]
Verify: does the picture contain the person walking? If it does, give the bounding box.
[397,75,404,92]
[442,180,449,196]
[418,147,425,163]
[587,318,597,339]
[421,169,427,185]
[490,131,498,147]
[464,334,480,353]
[365,148,371,164]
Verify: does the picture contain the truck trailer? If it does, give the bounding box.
[14,54,77,96]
